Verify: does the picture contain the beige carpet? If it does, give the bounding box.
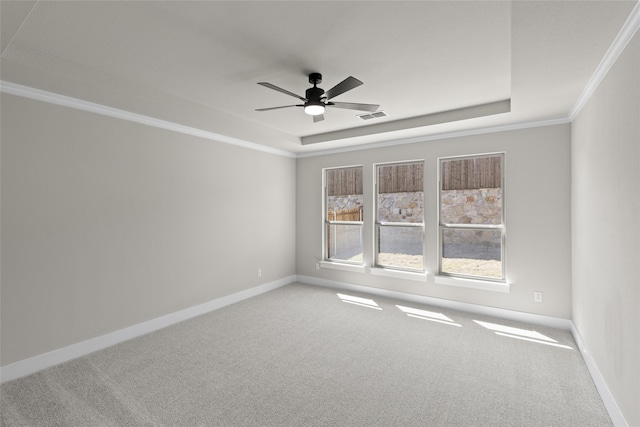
[1,283,611,426]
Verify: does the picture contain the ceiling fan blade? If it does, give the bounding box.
[313,114,325,123]
[324,76,363,100]
[255,105,302,112]
[258,82,306,101]
[328,101,380,112]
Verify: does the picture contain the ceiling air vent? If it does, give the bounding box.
[358,111,387,120]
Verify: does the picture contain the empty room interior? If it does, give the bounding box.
[1,1,639,426]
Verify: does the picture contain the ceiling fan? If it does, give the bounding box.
[255,73,380,122]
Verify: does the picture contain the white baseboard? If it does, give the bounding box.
[0,276,295,384]
[296,275,572,330]
[3,274,627,427]
[570,323,628,427]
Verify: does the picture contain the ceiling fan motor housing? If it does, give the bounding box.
[305,86,325,103]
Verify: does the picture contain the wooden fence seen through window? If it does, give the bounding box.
[441,156,502,190]
[326,167,363,196]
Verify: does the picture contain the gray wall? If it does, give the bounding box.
[296,124,573,318]
[571,31,639,427]
[1,94,296,365]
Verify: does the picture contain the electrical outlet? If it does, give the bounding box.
[316,263,320,271]
[534,291,543,303]
[257,269,262,278]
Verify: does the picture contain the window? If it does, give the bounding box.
[439,154,505,281]
[375,161,424,271]
[325,166,363,264]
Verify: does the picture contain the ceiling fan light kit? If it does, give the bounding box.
[257,73,379,122]
[304,104,325,116]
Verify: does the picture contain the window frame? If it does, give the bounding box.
[437,153,506,282]
[374,160,425,273]
[323,165,364,266]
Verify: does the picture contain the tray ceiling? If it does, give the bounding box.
[1,1,637,154]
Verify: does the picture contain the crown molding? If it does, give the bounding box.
[0,81,296,158]
[569,0,640,121]
[0,81,572,160]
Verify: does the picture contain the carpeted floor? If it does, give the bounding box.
[1,283,611,426]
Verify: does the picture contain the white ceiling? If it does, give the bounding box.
[1,1,637,154]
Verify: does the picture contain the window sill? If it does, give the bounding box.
[319,261,366,274]
[370,267,428,282]
[435,275,510,293]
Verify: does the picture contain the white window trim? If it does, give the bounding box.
[435,275,510,293]
[374,160,426,273]
[437,152,506,281]
[319,261,366,274]
[370,267,428,282]
[322,165,365,267]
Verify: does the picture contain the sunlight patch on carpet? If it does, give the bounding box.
[337,293,382,310]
